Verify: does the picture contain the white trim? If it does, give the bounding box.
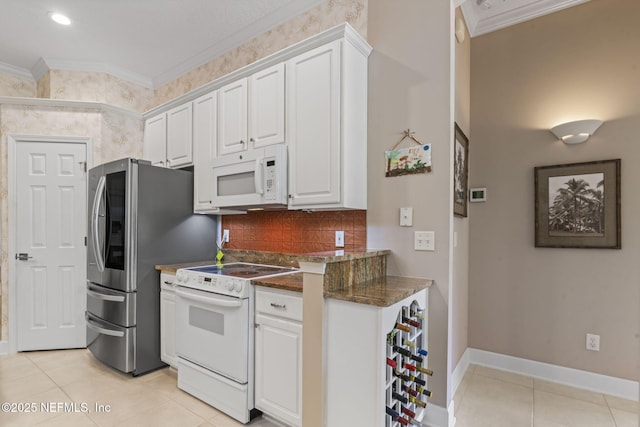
[0,97,142,120]
[461,0,589,37]
[7,135,93,354]
[422,403,449,427]
[0,61,35,81]
[451,347,472,399]
[0,341,8,355]
[467,348,639,401]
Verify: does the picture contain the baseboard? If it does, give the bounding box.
[468,348,639,402]
[422,403,449,427]
[0,341,8,355]
[450,348,472,400]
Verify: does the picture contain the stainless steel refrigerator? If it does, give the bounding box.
[86,158,216,375]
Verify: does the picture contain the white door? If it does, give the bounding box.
[166,102,193,168]
[143,114,167,167]
[16,141,88,351]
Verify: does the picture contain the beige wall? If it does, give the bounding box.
[452,7,471,372]
[0,72,36,97]
[469,0,640,381]
[367,0,452,408]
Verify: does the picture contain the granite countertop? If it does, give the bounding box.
[324,275,433,307]
[295,249,391,263]
[251,272,304,293]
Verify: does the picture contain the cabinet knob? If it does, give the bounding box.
[240,140,245,144]
[250,138,255,143]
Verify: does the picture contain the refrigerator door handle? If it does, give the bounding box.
[91,175,106,272]
[86,315,125,338]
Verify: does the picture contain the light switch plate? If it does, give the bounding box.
[335,230,345,247]
[222,229,230,242]
[414,231,435,251]
[400,207,413,226]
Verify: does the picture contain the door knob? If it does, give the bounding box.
[15,253,33,261]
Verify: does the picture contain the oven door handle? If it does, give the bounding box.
[176,288,243,308]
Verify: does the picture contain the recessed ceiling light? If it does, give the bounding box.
[51,13,71,26]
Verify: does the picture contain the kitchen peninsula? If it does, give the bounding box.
[156,249,432,427]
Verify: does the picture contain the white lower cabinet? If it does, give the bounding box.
[254,287,302,427]
[160,272,178,369]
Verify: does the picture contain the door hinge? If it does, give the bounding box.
[79,161,87,172]
[84,236,87,246]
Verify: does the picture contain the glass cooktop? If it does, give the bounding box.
[186,262,297,279]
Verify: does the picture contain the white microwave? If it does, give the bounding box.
[211,145,288,210]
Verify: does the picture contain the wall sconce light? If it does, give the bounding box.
[550,119,603,145]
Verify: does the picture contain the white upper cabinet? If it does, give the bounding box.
[143,102,194,169]
[217,79,248,156]
[218,63,286,156]
[193,91,217,212]
[143,114,167,167]
[166,103,193,168]
[249,63,286,149]
[287,36,370,210]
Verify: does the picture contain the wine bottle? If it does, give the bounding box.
[401,406,416,419]
[397,417,410,426]
[393,345,411,357]
[395,322,411,332]
[392,392,408,404]
[386,358,397,368]
[403,339,416,348]
[404,363,416,372]
[387,330,398,346]
[410,353,423,363]
[402,316,421,328]
[408,396,427,408]
[393,370,411,382]
[403,385,418,397]
[416,366,433,376]
[386,406,399,419]
[414,385,433,397]
[409,310,424,320]
[417,348,428,356]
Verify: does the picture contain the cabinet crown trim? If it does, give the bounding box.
[143,23,371,120]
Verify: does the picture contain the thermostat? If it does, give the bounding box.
[470,188,487,202]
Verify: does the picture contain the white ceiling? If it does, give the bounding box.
[0,0,323,88]
[460,0,590,37]
[0,0,589,89]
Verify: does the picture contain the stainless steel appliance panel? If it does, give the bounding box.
[86,313,135,373]
[86,283,136,327]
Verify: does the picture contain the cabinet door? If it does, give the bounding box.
[250,63,285,148]
[160,290,177,368]
[143,114,167,167]
[218,79,248,156]
[166,103,193,168]
[287,40,341,208]
[193,91,217,212]
[255,313,302,427]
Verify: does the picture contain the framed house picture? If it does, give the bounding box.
[453,123,469,217]
[534,159,621,249]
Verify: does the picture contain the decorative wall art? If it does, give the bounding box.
[453,123,469,217]
[385,129,432,177]
[534,159,621,249]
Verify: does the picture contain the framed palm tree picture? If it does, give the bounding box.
[534,159,621,249]
[453,123,469,217]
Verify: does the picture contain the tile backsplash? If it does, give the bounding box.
[221,210,366,254]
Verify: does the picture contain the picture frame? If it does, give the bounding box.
[534,159,621,249]
[453,123,469,217]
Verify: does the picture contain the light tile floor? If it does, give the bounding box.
[0,349,282,427]
[454,364,639,427]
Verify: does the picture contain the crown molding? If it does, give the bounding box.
[461,0,589,37]
[0,61,35,81]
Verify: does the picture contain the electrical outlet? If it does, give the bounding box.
[586,333,600,351]
[335,230,345,247]
[222,229,230,243]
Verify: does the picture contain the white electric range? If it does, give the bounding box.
[174,262,299,424]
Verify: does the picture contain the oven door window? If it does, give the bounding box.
[175,288,250,384]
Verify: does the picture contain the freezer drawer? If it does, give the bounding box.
[87,282,136,327]
[86,313,135,373]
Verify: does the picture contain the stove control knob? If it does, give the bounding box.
[225,283,234,291]
[176,272,187,283]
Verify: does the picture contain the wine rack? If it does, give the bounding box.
[385,301,431,426]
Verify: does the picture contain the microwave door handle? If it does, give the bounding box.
[255,159,264,195]
[91,176,106,272]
